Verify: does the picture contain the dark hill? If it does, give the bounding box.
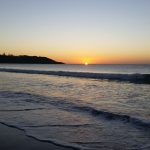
[0,54,64,64]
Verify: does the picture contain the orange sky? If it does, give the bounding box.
[0,0,150,64]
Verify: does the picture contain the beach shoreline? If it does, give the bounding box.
[0,123,74,150]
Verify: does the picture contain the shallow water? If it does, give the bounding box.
[0,64,150,149]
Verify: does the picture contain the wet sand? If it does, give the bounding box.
[0,123,74,150]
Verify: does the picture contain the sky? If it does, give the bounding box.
[0,0,150,64]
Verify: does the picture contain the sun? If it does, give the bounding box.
[84,62,88,65]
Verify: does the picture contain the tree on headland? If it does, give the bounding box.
[2,53,6,56]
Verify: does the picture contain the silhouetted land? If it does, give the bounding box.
[0,54,64,64]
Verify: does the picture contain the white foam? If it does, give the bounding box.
[0,68,149,83]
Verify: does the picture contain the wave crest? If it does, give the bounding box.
[0,68,150,84]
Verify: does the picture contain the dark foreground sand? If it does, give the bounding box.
[0,123,74,150]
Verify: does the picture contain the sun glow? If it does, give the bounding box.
[85,62,88,65]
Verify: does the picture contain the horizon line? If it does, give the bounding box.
[1,53,149,65]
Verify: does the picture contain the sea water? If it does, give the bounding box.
[0,64,150,150]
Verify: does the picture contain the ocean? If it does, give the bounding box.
[0,64,150,150]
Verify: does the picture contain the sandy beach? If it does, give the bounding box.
[0,123,74,150]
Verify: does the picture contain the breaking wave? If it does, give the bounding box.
[1,91,150,129]
[0,68,150,84]
[0,91,150,149]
